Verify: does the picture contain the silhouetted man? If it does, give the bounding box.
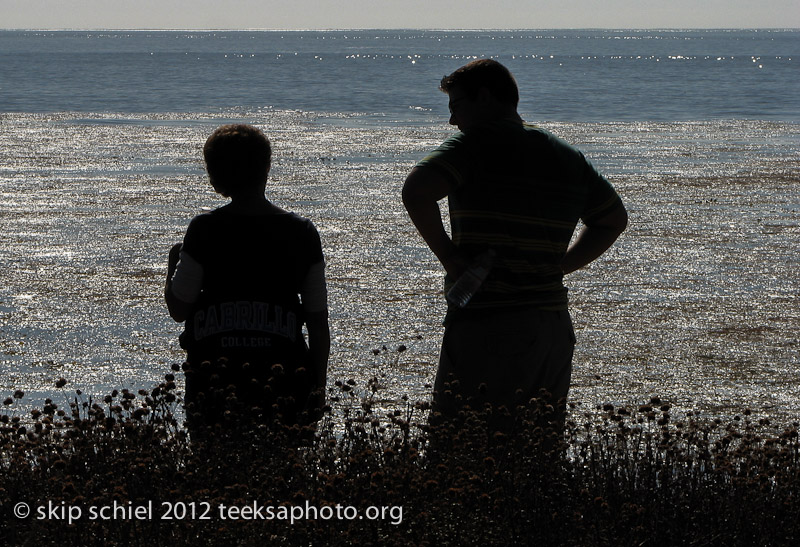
[402,60,627,426]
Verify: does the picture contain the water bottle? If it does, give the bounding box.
[446,250,495,308]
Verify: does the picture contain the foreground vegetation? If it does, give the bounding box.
[2,365,798,546]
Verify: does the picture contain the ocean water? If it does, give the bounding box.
[2,29,798,121]
[0,30,798,421]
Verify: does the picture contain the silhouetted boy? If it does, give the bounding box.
[166,124,329,432]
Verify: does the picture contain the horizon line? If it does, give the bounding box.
[2,27,799,32]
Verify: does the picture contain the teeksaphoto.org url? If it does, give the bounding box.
[14,499,404,526]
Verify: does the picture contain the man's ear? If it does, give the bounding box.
[476,86,494,104]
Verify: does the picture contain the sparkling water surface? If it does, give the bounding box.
[1,110,797,423]
[0,29,798,422]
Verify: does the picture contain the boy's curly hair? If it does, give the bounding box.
[203,124,272,197]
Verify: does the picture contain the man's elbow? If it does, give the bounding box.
[402,166,450,209]
[598,202,629,237]
[613,205,629,235]
[401,177,424,209]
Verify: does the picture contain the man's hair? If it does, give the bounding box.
[439,59,519,107]
[203,124,272,197]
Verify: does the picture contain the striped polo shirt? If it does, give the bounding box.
[416,120,622,317]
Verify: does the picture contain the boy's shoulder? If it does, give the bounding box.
[187,209,319,240]
[191,208,314,225]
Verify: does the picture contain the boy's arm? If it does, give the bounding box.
[165,243,193,322]
[305,310,330,413]
[305,310,330,388]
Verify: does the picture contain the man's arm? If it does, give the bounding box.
[401,166,468,278]
[561,201,628,275]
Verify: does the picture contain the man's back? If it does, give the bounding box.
[417,120,622,315]
[402,59,626,422]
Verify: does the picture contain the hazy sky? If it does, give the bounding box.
[2,0,798,30]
